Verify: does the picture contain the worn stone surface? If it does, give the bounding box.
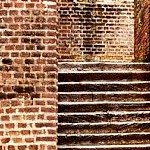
[58,62,150,149]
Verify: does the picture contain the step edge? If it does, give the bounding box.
[59,71,150,73]
[58,144,150,148]
[58,81,150,84]
[58,121,150,125]
[58,132,150,136]
[58,111,150,115]
[59,91,150,94]
[58,101,150,105]
[58,62,150,65]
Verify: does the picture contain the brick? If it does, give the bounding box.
[36,136,56,142]
[5,123,14,129]
[8,145,15,150]
[1,138,10,143]
[35,123,56,128]
[1,115,10,121]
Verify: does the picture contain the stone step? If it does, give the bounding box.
[58,111,150,123]
[59,71,150,82]
[58,132,150,145]
[59,62,150,72]
[58,122,150,134]
[59,92,150,102]
[58,81,150,92]
[58,144,150,150]
[58,101,150,112]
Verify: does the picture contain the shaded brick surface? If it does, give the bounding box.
[58,0,134,62]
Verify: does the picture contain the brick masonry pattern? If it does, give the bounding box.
[0,0,57,149]
[58,0,134,62]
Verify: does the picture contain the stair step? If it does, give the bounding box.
[59,81,150,92]
[58,144,150,150]
[59,92,150,102]
[58,132,150,145]
[59,62,150,72]
[58,62,150,148]
[59,71,150,82]
[58,111,150,123]
[58,101,150,112]
[58,122,150,134]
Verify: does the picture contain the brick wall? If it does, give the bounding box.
[0,0,57,149]
[58,0,134,62]
[134,0,150,62]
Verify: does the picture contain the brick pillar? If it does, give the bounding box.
[135,0,150,61]
[0,0,57,149]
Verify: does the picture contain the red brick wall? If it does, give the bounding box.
[134,0,150,62]
[0,1,57,149]
[58,0,134,62]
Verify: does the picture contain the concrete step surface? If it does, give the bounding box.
[59,81,150,92]
[58,101,150,112]
[59,71,150,82]
[58,132,150,145]
[58,62,150,148]
[59,62,150,72]
[58,144,150,150]
[58,121,150,134]
[59,91,150,102]
[58,111,150,123]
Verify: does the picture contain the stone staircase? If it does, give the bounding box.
[58,62,150,150]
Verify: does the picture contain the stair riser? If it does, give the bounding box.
[58,113,150,123]
[59,94,150,102]
[59,73,150,82]
[58,123,150,134]
[58,103,150,112]
[59,83,150,92]
[59,63,150,72]
[58,134,150,145]
[58,148,150,150]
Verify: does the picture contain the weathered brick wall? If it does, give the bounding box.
[134,0,150,62]
[0,1,57,149]
[58,0,134,62]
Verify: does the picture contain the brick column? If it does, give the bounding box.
[0,0,57,149]
[135,0,150,61]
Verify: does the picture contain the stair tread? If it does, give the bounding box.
[58,101,150,105]
[58,121,150,125]
[59,81,150,84]
[59,111,150,115]
[59,62,150,65]
[58,132,150,136]
[59,91,150,94]
[59,71,150,73]
[58,144,150,148]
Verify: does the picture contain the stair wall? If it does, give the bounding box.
[58,0,134,62]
